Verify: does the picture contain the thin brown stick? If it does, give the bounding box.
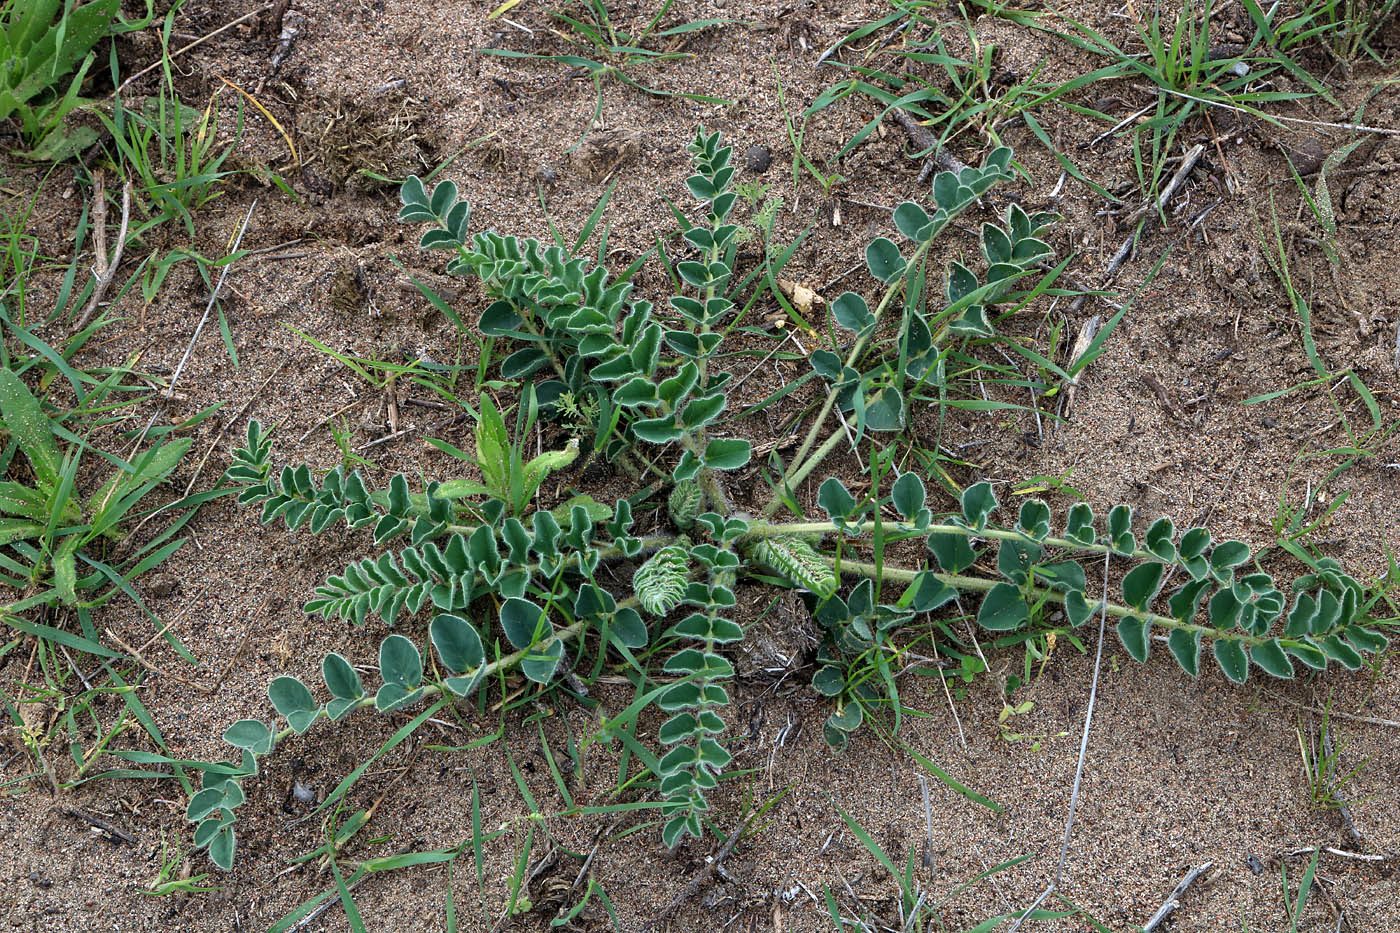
[60,807,138,845]
[891,108,970,179]
[645,813,758,928]
[1142,862,1213,932]
[1266,692,1400,729]
[73,179,132,332]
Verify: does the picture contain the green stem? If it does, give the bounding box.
[760,239,935,518]
[744,519,1163,565]
[826,556,1283,648]
[267,615,595,751]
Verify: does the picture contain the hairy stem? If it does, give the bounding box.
[826,556,1287,649]
[744,518,1166,565]
[761,239,934,518]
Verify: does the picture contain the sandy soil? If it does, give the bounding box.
[2,0,1398,931]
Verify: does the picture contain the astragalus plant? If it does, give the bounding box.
[186,129,1385,869]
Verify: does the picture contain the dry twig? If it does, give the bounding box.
[646,813,758,928]
[1141,862,1213,932]
[73,175,132,332]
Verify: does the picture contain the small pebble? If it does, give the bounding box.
[744,144,771,174]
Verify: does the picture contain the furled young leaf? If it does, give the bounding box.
[668,480,702,530]
[634,545,690,616]
[748,535,836,598]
